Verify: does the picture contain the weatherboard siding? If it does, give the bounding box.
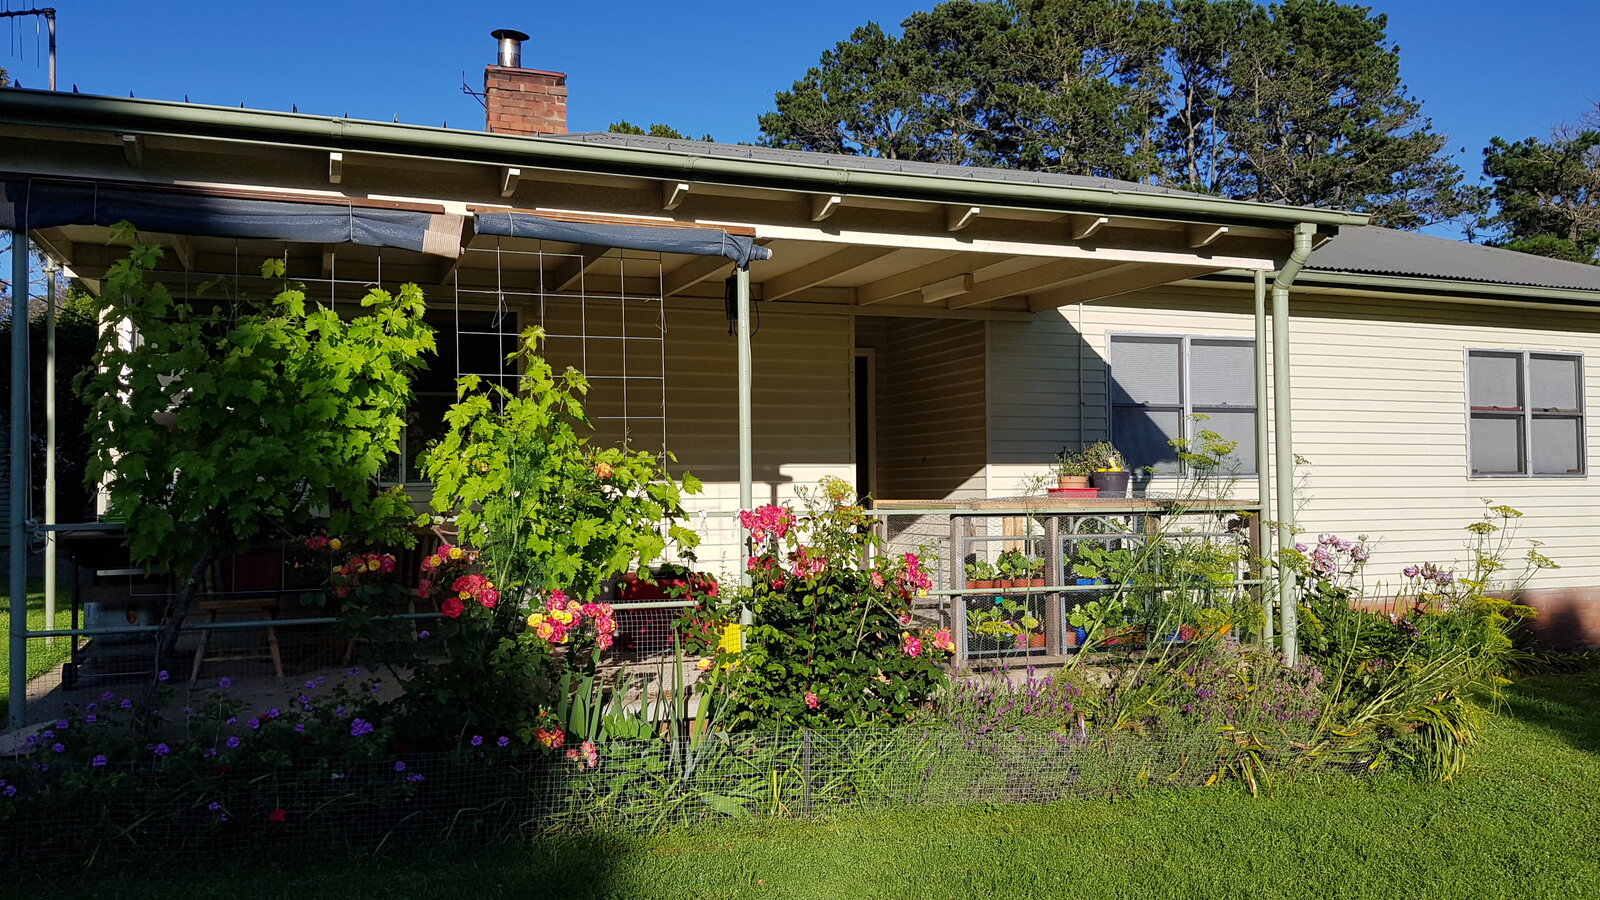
[984,285,1600,595]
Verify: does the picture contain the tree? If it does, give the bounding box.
[607,121,715,142]
[1480,110,1600,264]
[78,226,436,667]
[757,0,1472,227]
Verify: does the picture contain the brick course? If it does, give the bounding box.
[484,64,567,135]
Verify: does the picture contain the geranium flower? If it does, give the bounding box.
[804,691,820,710]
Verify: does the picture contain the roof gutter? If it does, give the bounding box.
[1201,268,1600,308]
[0,89,1371,230]
[1271,222,1315,667]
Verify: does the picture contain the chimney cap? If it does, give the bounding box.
[490,28,530,42]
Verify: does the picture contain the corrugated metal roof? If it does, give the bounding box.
[1307,225,1600,292]
[544,132,1209,199]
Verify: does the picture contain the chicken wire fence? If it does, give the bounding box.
[0,720,1341,865]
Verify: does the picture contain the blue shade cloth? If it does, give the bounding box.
[472,211,771,268]
[2,180,462,257]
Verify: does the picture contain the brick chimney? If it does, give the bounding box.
[484,29,567,136]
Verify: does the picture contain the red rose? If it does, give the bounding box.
[268,808,287,823]
[441,597,465,619]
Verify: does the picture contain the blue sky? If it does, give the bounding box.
[2,1,1597,237]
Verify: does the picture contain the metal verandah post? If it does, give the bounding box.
[44,263,57,644]
[735,265,754,622]
[1253,270,1273,645]
[9,230,30,727]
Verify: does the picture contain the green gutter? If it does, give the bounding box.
[0,89,1371,230]
[1203,270,1600,307]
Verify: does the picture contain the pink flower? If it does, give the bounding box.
[416,579,432,599]
[898,612,913,626]
[378,555,397,574]
[790,546,827,579]
[804,691,820,710]
[596,633,614,651]
[595,461,615,479]
[441,597,464,619]
[930,628,954,653]
[740,504,797,543]
[870,571,886,589]
[581,740,600,769]
[901,633,923,658]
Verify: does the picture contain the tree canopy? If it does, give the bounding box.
[758,0,1474,229]
[1479,108,1600,264]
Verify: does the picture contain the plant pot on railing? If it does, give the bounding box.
[1056,475,1091,490]
[1091,470,1132,497]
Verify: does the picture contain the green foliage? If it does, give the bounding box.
[420,326,700,601]
[76,227,433,573]
[1054,445,1093,477]
[1480,118,1600,264]
[607,120,715,142]
[759,0,1472,228]
[726,477,950,729]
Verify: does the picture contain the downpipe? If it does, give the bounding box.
[1273,223,1316,666]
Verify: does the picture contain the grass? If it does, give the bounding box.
[16,669,1600,899]
[0,579,77,726]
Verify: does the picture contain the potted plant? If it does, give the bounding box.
[965,559,997,589]
[996,549,1046,588]
[967,595,1043,650]
[1086,440,1132,497]
[1054,446,1093,489]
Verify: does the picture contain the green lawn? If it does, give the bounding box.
[20,670,1600,899]
[0,579,77,726]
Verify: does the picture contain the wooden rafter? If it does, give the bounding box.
[549,244,611,293]
[1026,263,1221,310]
[944,258,1104,309]
[662,254,732,297]
[855,251,996,306]
[760,245,896,302]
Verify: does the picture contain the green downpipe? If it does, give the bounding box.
[1273,223,1316,666]
[1253,269,1273,645]
[735,265,754,623]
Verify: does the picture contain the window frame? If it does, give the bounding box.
[1106,331,1258,477]
[1464,347,1587,479]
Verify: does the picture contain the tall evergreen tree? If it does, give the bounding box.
[1480,113,1600,264]
[757,0,1471,228]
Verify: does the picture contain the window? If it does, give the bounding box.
[388,308,521,484]
[1467,349,1585,477]
[1108,334,1256,475]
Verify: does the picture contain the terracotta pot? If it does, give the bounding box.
[968,579,994,590]
[1057,475,1091,490]
[1027,633,1047,649]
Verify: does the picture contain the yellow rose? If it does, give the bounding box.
[527,613,546,629]
[449,547,464,560]
[329,539,343,551]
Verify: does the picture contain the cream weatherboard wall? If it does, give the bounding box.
[984,285,1600,596]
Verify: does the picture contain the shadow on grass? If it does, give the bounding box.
[1501,669,1600,755]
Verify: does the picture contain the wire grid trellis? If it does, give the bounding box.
[0,721,1356,864]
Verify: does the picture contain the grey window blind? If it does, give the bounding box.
[1109,334,1256,476]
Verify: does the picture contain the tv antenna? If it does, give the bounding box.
[1,6,56,90]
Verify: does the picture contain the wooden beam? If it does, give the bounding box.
[328,151,344,185]
[121,134,144,168]
[1068,214,1109,241]
[810,194,844,222]
[920,273,974,304]
[945,258,1103,309]
[1026,263,1221,310]
[549,244,611,293]
[662,181,691,211]
[1186,224,1229,248]
[499,166,521,198]
[662,254,732,297]
[856,252,998,306]
[759,245,896,302]
[946,205,981,232]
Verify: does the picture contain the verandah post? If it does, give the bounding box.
[9,229,31,727]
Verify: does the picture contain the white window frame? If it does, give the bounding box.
[1465,348,1587,479]
[1106,332,1257,477]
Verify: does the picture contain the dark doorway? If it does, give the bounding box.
[854,351,875,502]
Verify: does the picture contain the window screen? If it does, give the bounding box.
[1109,334,1256,475]
[1468,350,1585,477]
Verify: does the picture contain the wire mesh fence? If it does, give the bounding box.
[0,720,1349,865]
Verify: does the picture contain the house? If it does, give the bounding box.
[4,30,1598,665]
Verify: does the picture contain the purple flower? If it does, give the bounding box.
[119,699,133,710]
[157,670,170,682]
[218,677,232,689]
[335,706,348,718]
[497,736,510,748]
[1351,545,1371,563]
[267,707,281,719]
[182,706,195,716]
[226,736,241,749]
[100,691,115,701]
[304,680,317,690]
[1294,542,1309,553]
[152,743,171,757]
[294,723,306,733]
[1402,565,1420,579]
[91,754,107,767]
[204,748,218,758]
[394,760,406,772]
[407,773,424,784]
[470,735,484,747]
[248,718,261,730]
[370,683,382,694]
[226,717,237,725]
[56,719,69,730]
[86,703,98,712]
[1434,571,1455,586]
[51,743,66,754]
[346,667,361,677]
[1318,533,1334,545]
[350,718,374,737]
[208,801,221,811]
[418,630,431,639]
[4,785,16,797]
